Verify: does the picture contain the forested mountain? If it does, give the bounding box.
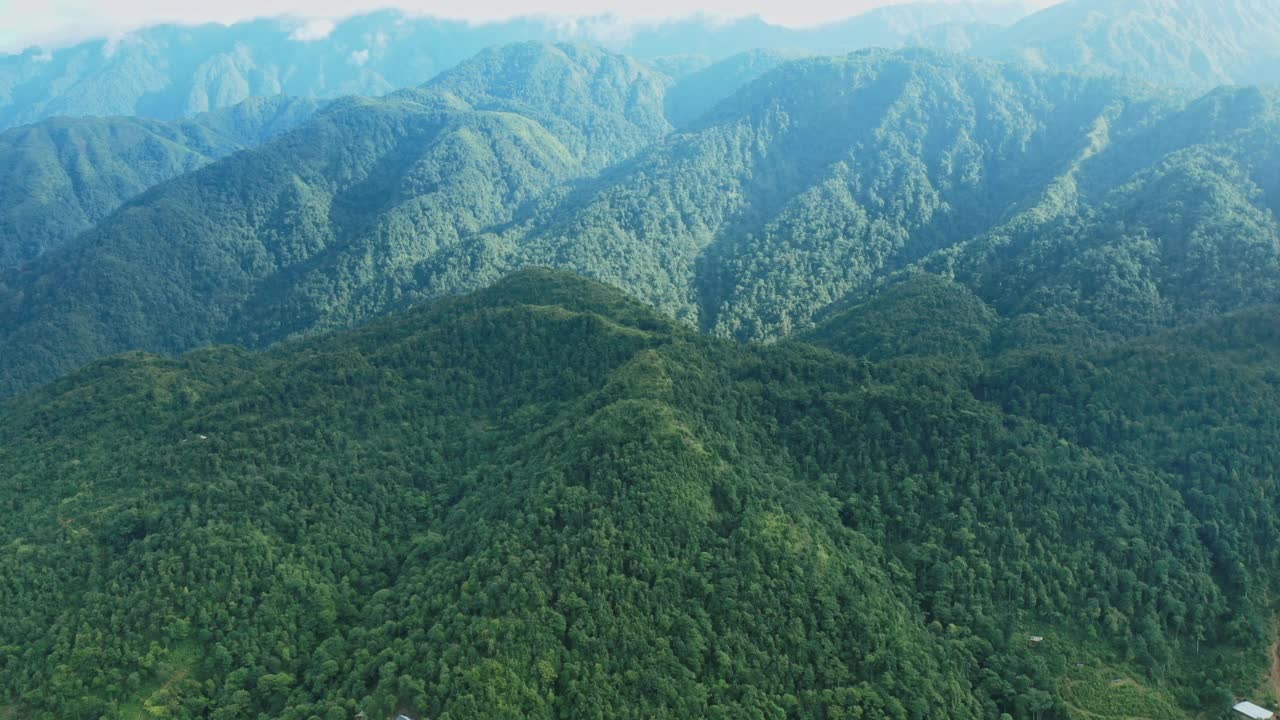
[4,4,1280,717]
[0,95,321,270]
[662,50,809,128]
[425,43,673,171]
[0,43,675,396]
[986,0,1280,88]
[906,83,1280,338]
[1,269,1276,719]
[3,47,1280,398]
[486,51,1280,341]
[2,186,1273,717]
[0,3,1034,130]
[7,0,1280,135]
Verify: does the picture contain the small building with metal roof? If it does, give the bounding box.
[1234,700,1276,719]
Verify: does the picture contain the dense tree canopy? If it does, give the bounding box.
[2,269,1277,720]
[2,47,1278,399]
[0,95,321,269]
[0,3,1035,130]
[2,6,1279,719]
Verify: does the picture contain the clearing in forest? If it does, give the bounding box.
[1060,667,1185,720]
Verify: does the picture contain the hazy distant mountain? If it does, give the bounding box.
[662,49,810,127]
[0,95,321,270]
[0,43,676,395]
[3,46,1279,397]
[0,3,1034,130]
[987,0,1280,87]
[5,0,1279,134]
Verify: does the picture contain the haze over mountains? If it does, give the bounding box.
[0,95,322,269]
[0,2,1034,130]
[3,1,1280,719]
[2,42,1278,397]
[4,0,1280,132]
[989,0,1280,88]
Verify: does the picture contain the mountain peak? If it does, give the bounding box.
[424,41,672,167]
[456,268,677,333]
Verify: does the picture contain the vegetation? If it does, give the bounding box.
[0,5,1276,718]
[3,47,1279,399]
[0,3,1033,130]
[0,95,322,269]
[0,43,676,396]
[1058,666,1183,720]
[662,50,808,128]
[987,0,1280,89]
[437,50,1280,344]
[2,6,1279,719]
[5,0,1276,132]
[0,269,1277,720]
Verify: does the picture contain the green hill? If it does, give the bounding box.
[0,95,322,270]
[662,50,810,128]
[987,0,1280,88]
[0,43,672,396]
[1,269,1275,719]
[0,4,1035,130]
[4,48,1280,398]
[427,42,673,170]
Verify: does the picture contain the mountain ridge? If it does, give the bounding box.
[2,267,1276,718]
[0,3,1036,130]
[3,45,1279,398]
[0,94,323,270]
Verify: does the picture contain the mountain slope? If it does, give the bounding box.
[987,0,1280,88]
[486,51,1279,342]
[662,49,809,128]
[0,43,672,396]
[3,48,1279,399]
[481,49,1179,338]
[9,0,1280,134]
[907,84,1280,337]
[426,42,673,169]
[0,95,321,270]
[1,269,1273,719]
[0,3,1036,130]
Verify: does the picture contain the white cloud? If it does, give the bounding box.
[349,48,370,65]
[551,15,637,47]
[289,17,335,42]
[101,30,132,58]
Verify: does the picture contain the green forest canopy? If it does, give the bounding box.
[1,269,1278,719]
[1,47,1278,400]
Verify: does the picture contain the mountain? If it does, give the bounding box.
[986,0,1280,88]
[497,51,1280,342]
[611,1,1035,59]
[662,49,810,128]
[425,42,672,171]
[486,50,1278,340]
[8,0,1280,134]
[906,83,1280,338]
[0,43,675,396]
[0,95,322,270]
[0,3,1036,130]
[3,47,1280,398]
[1,268,1275,719]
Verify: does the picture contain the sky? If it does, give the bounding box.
[0,0,1062,53]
